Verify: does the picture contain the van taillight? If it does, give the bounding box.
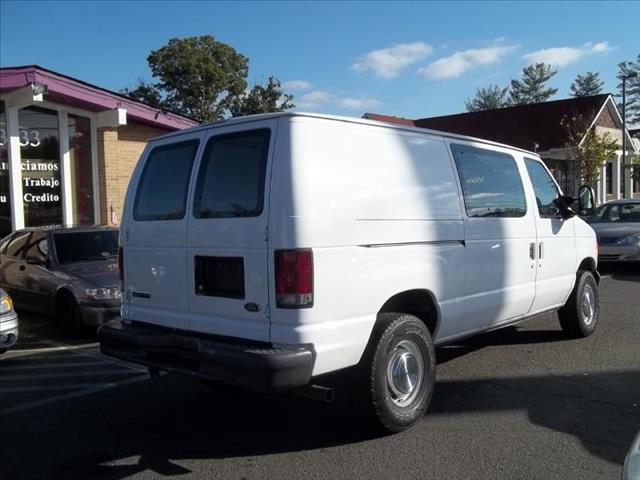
[118,247,124,283]
[275,249,313,308]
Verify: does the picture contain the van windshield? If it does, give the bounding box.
[54,230,118,264]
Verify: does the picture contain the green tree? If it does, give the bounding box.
[464,84,510,112]
[569,72,604,97]
[616,54,640,125]
[121,36,294,122]
[146,36,249,122]
[229,77,295,117]
[120,80,169,110]
[509,63,558,105]
[561,112,619,188]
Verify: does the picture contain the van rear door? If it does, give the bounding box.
[122,131,203,330]
[186,121,275,342]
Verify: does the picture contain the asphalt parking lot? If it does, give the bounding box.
[1,264,639,480]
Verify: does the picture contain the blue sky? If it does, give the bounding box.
[1,1,639,119]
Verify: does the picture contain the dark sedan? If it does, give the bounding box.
[586,200,640,263]
[0,226,121,336]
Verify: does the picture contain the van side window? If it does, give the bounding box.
[133,140,200,221]
[524,158,560,218]
[450,144,527,218]
[193,129,270,219]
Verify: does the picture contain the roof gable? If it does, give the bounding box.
[0,65,198,131]
[412,94,611,152]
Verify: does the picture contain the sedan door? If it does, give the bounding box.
[20,231,57,313]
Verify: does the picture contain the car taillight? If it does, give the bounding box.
[118,247,124,283]
[275,249,313,308]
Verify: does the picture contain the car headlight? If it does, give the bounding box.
[616,233,640,245]
[85,287,121,300]
[0,294,14,314]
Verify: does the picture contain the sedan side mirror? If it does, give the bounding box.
[26,256,47,266]
[578,185,596,217]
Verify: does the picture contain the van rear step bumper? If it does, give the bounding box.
[98,319,315,391]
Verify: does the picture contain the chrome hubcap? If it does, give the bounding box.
[582,285,595,325]
[386,340,423,407]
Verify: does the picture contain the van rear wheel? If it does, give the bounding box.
[558,270,599,338]
[350,312,435,433]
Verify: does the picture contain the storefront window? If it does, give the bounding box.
[68,114,94,224]
[0,101,12,238]
[19,106,62,227]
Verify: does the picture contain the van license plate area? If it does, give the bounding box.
[194,256,245,299]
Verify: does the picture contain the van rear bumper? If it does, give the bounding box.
[98,319,315,391]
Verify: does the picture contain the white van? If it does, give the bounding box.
[99,112,599,432]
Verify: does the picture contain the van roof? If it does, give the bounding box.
[151,111,541,157]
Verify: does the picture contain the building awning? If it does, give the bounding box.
[0,65,199,131]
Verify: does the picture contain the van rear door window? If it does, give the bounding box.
[193,129,270,218]
[133,140,200,221]
[451,144,527,218]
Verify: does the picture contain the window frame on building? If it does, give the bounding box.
[0,97,101,234]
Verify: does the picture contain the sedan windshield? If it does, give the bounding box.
[588,203,640,223]
[54,230,118,264]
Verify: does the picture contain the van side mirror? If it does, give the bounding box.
[578,185,596,217]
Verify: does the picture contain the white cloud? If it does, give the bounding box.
[283,80,312,91]
[419,45,518,80]
[524,41,612,67]
[296,90,331,108]
[352,42,433,79]
[338,97,382,110]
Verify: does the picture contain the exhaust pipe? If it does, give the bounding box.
[294,384,335,403]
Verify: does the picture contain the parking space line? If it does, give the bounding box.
[6,344,101,359]
[0,361,106,371]
[9,335,146,372]
[3,369,140,381]
[0,375,149,416]
[2,382,127,392]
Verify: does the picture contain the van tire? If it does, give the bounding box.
[350,312,435,433]
[56,293,84,338]
[558,270,599,338]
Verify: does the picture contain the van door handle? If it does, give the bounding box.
[529,242,536,260]
[538,242,544,260]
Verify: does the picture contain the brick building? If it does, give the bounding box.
[0,65,198,238]
[365,94,639,204]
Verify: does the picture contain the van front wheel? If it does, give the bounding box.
[558,270,599,338]
[351,313,435,433]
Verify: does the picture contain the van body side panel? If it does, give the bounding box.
[573,217,598,270]
[121,132,205,330]
[268,117,466,375]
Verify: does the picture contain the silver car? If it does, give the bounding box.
[587,200,640,263]
[0,289,18,354]
[0,226,121,336]
[624,429,640,480]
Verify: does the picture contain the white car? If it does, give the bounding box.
[0,289,18,354]
[99,112,599,432]
[624,429,640,480]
